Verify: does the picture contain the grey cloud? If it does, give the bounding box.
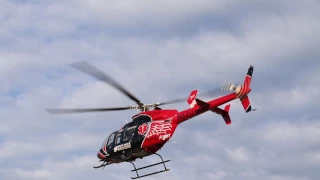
[165,120,320,180]
[4,0,318,39]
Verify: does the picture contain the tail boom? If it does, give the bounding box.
[175,93,237,124]
[175,65,255,124]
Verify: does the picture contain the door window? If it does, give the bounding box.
[123,126,136,141]
[115,130,124,145]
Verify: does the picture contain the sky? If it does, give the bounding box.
[1,0,320,179]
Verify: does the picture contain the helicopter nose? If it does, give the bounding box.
[97,151,105,159]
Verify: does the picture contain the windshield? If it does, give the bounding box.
[100,136,109,149]
[107,132,116,146]
[100,132,116,149]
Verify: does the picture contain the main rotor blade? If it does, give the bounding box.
[156,88,225,106]
[199,88,226,98]
[45,107,132,114]
[70,61,143,106]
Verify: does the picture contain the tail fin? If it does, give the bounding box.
[244,65,253,88]
[240,65,256,113]
[194,98,232,125]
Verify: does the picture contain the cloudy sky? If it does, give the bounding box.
[1,0,320,179]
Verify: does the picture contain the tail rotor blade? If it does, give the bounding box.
[222,80,240,92]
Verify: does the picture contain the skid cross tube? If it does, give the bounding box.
[129,153,170,179]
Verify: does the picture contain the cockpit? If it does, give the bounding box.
[100,127,136,152]
[99,115,152,156]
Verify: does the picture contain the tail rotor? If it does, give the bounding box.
[222,80,244,98]
[221,65,256,113]
[222,80,236,92]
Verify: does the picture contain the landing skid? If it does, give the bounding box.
[93,160,113,170]
[129,153,170,179]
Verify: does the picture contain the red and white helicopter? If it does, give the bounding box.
[46,62,255,179]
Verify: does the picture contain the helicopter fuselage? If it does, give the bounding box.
[97,91,245,163]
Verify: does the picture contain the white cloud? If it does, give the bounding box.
[227,147,250,162]
[0,168,56,180]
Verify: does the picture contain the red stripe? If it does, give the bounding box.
[99,151,105,158]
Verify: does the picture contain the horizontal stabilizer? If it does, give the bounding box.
[211,104,232,125]
[189,97,232,125]
[224,104,230,112]
[222,114,231,125]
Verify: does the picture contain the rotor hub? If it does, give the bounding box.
[235,84,242,94]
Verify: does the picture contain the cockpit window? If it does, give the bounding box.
[100,132,116,150]
[106,132,116,146]
[101,136,109,149]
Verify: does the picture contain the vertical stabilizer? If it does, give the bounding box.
[240,65,256,113]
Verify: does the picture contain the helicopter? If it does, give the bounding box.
[46,62,255,179]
